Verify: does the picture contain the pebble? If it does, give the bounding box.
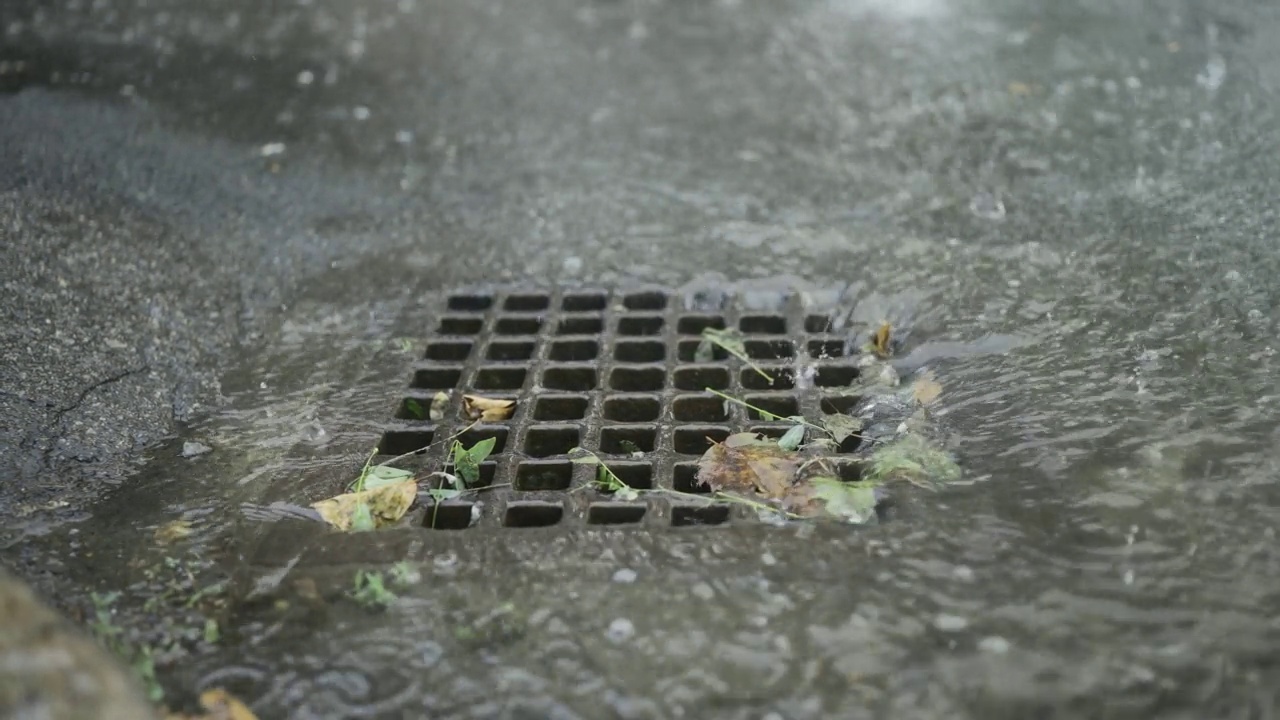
[182,441,212,458]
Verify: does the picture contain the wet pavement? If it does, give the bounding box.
[3,0,1280,717]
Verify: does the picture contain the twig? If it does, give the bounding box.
[705,388,825,431]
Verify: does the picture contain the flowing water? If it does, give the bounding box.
[6,0,1280,717]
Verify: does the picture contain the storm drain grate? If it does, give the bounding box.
[380,288,870,530]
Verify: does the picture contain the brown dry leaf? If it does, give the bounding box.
[697,432,802,499]
[154,520,193,545]
[462,394,516,422]
[872,322,893,358]
[911,372,943,406]
[311,480,417,531]
[165,689,259,720]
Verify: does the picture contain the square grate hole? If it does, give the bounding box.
[610,367,664,391]
[744,339,794,359]
[411,367,462,390]
[677,340,728,362]
[674,366,730,391]
[504,294,550,311]
[562,293,607,312]
[672,504,729,526]
[515,461,573,491]
[534,395,589,421]
[677,315,725,335]
[603,395,660,422]
[815,365,859,387]
[673,426,730,455]
[475,367,527,390]
[587,503,646,525]
[424,341,473,362]
[744,394,799,421]
[743,367,794,390]
[448,294,492,312]
[673,394,729,422]
[618,316,664,336]
[615,341,665,363]
[819,394,859,415]
[624,291,668,311]
[600,426,657,454]
[808,339,847,358]
[673,463,711,493]
[456,427,508,454]
[542,366,597,391]
[831,460,863,481]
[557,316,603,335]
[748,425,790,442]
[438,317,484,335]
[549,340,598,361]
[805,314,833,332]
[522,425,580,457]
[495,317,542,335]
[487,341,535,361]
[396,396,436,421]
[422,503,476,530]
[378,429,434,457]
[605,462,654,490]
[740,315,787,334]
[504,502,563,528]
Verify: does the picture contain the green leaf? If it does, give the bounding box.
[700,327,746,358]
[435,472,463,490]
[619,439,643,455]
[821,414,862,444]
[809,478,878,524]
[428,488,462,502]
[364,465,415,490]
[203,618,220,644]
[452,441,479,486]
[694,338,714,362]
[467,436,497,465]
[777,424,806,451]
[404,398,426,419]
[569,447,601,465]
[350,501,376,532]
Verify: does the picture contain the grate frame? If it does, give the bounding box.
[380,288,871,530]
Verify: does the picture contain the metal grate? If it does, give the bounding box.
[380,288,869,530]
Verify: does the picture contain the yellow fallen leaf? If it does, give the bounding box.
[311,480,417,531]
[154,520,193,545]
[199,689,259,720]
[165,688,260,720]
[911,372,943,406]
[462,394,515,422]
[429,391,450,420]
[872,322,892,359]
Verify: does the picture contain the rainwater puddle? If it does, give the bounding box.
[29,254,1280,718]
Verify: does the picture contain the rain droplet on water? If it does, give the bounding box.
[606,618,635,643]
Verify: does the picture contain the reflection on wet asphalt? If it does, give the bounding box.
[5,0,1280,716]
